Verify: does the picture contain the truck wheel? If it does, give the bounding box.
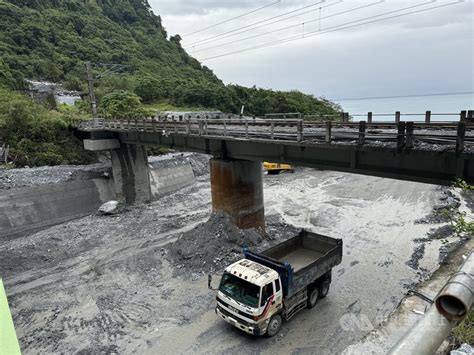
[319,280,330,298]
[266,314,282,337]
[307,287,319,309]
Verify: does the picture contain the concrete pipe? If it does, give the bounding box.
[435,251,473,321]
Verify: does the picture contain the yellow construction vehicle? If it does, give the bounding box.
[263,162,294,175]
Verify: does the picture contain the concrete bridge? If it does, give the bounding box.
[77,116,474,233]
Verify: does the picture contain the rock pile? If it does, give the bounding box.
[168,212,265,272]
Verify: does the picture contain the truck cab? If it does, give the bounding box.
[216,259,283,336]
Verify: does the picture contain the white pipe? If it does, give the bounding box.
[389,252,473,355]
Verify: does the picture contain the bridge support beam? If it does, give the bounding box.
[210,158,265,233]
[110,144,151,204]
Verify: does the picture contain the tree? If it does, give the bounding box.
[135,75,164,103]
[100,90,145,119]
[169,34,182,46]
[0,60,16,90]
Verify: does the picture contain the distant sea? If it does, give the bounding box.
[334,93,473,122]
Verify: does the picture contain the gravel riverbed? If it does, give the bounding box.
[0,158,472,354]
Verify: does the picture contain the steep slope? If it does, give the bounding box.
[0,0,220,89]
[0,0,339,116]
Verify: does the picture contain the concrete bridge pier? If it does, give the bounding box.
[110,144,151,204]
[84,139,151,204]
[209,158,265,233]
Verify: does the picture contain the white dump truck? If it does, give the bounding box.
[211,230,343,336]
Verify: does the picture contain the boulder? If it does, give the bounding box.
[98,200,123,215]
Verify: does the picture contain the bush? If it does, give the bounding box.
[0,89,96,167]
[135,75,165,103]
[100,90,146,119]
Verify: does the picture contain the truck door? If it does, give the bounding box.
[274,278,283,306]
[261,281,281,319]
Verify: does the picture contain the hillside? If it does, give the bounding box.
[0,0,339,115]
[0,0,340,167]
[0,0,220,88]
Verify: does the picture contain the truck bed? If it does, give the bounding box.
[275,249,324,273]
[262,230,339,275]
[244,230,342,297]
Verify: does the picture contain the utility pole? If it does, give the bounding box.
[85,62,98,123]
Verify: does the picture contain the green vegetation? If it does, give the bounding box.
[438,180,474,238]
[435,182,472,238]
[0,0,340,117]
[0,89,95,166]
[0,0,341,166]
[100,90,145,119]
[451,310,474,348]
[446,181,473,350]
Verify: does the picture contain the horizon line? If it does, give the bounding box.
[332,91,474,101]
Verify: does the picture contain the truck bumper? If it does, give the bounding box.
[215,306,263,336]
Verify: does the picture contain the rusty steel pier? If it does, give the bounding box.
[210,158,265,232]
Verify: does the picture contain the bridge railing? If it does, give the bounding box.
[305,110,473,123]
[315,120,473,153]
[77,113,473,152]
[93,117,307,142]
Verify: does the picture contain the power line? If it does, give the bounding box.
[183,0,281,37]
[198,1,443,61]
[185,0,326,47]
[198,1,462,62]
[334,91,474,101]
[186,0,343,49]
[192,1,382,54]
[190,0,346,52]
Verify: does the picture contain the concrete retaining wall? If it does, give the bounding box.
[0,156,200,239]
[149,163,195,198]
[0,179,115,239]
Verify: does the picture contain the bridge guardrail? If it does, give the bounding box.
[305,110,473,123]
[76,113,473,153]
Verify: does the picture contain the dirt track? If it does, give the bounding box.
[1,165,471,354]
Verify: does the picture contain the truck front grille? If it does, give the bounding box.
[216,303,253,327]
[216,297,254,320]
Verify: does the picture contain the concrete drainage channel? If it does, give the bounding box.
[0,153,472,354]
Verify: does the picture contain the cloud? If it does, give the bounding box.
[149,0,474,98]
[149,0,284,16]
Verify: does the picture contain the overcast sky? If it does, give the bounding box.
[148,0,474,100]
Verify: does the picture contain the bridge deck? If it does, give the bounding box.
[77,118,474,185]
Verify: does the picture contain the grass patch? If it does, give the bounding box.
[451,309,474,346]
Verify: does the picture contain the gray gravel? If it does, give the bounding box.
[168,212,300,273]
[0,164,110,190]
[415,187,461,224]
[1,164,472,354]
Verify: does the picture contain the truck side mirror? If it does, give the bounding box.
[208,273,212,290]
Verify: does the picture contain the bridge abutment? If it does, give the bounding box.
[110,144,151,204]
[209,158,265,233]
[84,139,151,204]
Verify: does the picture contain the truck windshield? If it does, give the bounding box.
[219,272,260,308]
